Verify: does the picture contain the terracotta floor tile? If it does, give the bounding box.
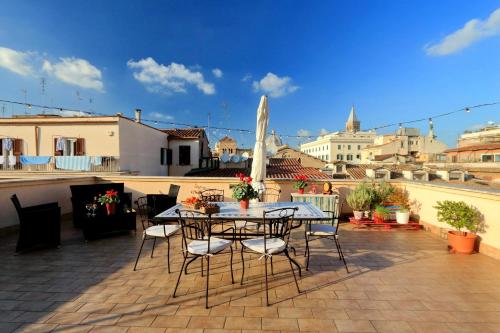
[371,320,415,333]
[261,318,299,331]
[334,319,376,333]
[278,307,313,319]
[187,316,225,329]
[116,314,156,327]
[224,317,262,330]
[45,312,88,325]
[244,306,278,318]
[298,318,336,332]
[151,315,190,328]
[52,324,94,333]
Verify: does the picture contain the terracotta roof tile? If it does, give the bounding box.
[444,142,500,153]
[162,128,205,139]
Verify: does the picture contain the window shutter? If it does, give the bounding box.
[75,138,85,156]
[54,138,62,156]
[167,149,172,165]
[13,139,22,155]
[0,139,2,156]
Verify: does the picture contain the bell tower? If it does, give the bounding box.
[346,105,360,132]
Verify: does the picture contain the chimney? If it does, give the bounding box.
[134,109,142,123]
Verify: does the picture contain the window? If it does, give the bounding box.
[161,148,172,165]
[337,145,341,150]
[347,145,351,150]
[496,154,500,162]
[482,154,494,162]
[336,165,343,173]
[179,145,191,165]
[357,145,361,150]
[356,154,361,159]
[347,154,353,161]
[336,154,343,160]
[54,138,84,156]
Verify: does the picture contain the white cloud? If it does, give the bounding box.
[43,57,104,91]
[425,8,500,56]
[241,74,252,82]
[212,68,223,78]
[149,111,174,121]
[297,129,312,137]
[127,57,215,95]
[0,47,34,76]
[319,128,329,136]
[252,72,298,97]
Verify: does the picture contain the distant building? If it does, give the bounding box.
[444,142,500,163]
[361,125,447,163]
[274,145,326,169]
[300,106,376,163]
[161,128,210,176]
[213,136,252,157]
[458,124,500,148]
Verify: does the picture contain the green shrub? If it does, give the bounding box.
[434,200,480,234]
[346,185,371,211]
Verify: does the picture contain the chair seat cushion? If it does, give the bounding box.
[145,224,180,237]
[188,237,232,255]
[234,220,259,229]
[241,237,286,255]
[307,224,337,236]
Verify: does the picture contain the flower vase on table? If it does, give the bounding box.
[232,173,258,210]
[294,175,308,194]
[97,190,120,216]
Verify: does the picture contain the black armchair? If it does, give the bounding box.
[11,194,61,253]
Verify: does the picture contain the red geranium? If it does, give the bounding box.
[293,175,308,189]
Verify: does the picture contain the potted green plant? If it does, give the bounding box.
[346,185,371,220]
[293,175,308,194]
[232,173,259,209]
[373,205,390,224]
[434,200,480,254]
[388,187,411,224]
[97,189,120,215]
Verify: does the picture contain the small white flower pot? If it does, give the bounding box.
[396,211,410,224]
[353,211,364,220]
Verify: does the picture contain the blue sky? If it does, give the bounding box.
[1,1,500,148]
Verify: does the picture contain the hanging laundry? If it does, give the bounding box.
[2,138,13,151]
[56,137,66,151]
[20,156,52,165]
[8,155,16,166]
[55,156,91,171]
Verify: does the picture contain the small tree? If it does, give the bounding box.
[434,200,480,235]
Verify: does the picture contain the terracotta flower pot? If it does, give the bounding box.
[240,199,249,209]
[447,231,477,254]
[297,188,305,194]
[106,202,116,215]
[373,214,385,224]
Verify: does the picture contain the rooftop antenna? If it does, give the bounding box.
[40,77,47,114]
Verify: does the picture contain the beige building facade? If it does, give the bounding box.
[300,106,376,163]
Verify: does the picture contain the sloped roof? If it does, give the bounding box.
[189,158,332,180]
[162,128,205,139]
[373,153,396,161]
[219,136,236,142]
[444,142,500,153]
[346,164,368,180]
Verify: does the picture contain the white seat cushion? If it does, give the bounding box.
[187,237,232,255]
[234,220,259,229]
[307,224,337,236]
[241,237,286,255]
[145,224,180,238]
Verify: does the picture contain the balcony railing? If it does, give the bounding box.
[0,156,120,172]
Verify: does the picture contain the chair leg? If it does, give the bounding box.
[133,234,146,271]
[285,250,301,294]
[201,257,204,277]
[333,237,342,260]
[184,256,200,275]
[287,253,302,277]
[173,255,187,298]
[335,238,349,274]
[270,256,274,275]
[305,235,311,271]
[264,256,270,306]
[229,245,234,284]
[205,256,210,309]
[167,237,171,274]
[150,237,157,258]
[240,246,245,285]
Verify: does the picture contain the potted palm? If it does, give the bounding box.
[434,200,480,254]
[97,190,120,215]
[293,175,308,194]
[346,185,371,220]
[232,173,259,209]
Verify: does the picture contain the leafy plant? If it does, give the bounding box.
[346,185,371,211]
[293,175,308,190]
[359,181,395,209]
[434,200,480,235]
[97,190,120,205]
[388,187,410,211]
[232,173,259,201]
[374,205,390,218]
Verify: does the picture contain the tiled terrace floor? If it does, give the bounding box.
[1,220,500,333]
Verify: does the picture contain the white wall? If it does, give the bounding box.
[168,139,200,176]
[118,118,168,176]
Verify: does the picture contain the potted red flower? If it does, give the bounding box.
[293,175,308,194]
[232,173,258,209]
[97,190,120,215]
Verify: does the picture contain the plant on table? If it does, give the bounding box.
[97,190,120,215]
[434,200,480,254]
[346,184,371,220]
[293,175,308,194]
[232,173,258,209]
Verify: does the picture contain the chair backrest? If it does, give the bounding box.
[10,194,23,216]
[260,188,281,203]
[176,209,212,252]
[262,207,298,252]
[135,196,151,229]
[168,184,181,198]
[200,189,224,202]
[324,199,343,235]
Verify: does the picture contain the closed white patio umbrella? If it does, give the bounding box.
[250,95,269,195]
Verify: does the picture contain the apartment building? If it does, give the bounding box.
[300,106,376,163]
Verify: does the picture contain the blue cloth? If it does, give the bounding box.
[20,156,52,165]
[55,156,91,171]
[91,156,102,166]
[2,138,13,151]
[56,137,66,151]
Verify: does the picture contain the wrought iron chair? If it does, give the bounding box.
[200,189,224,202]
[173,209,235,309]
[133,197,180,273]
[304,203,348,273]
[240,207,301,306]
